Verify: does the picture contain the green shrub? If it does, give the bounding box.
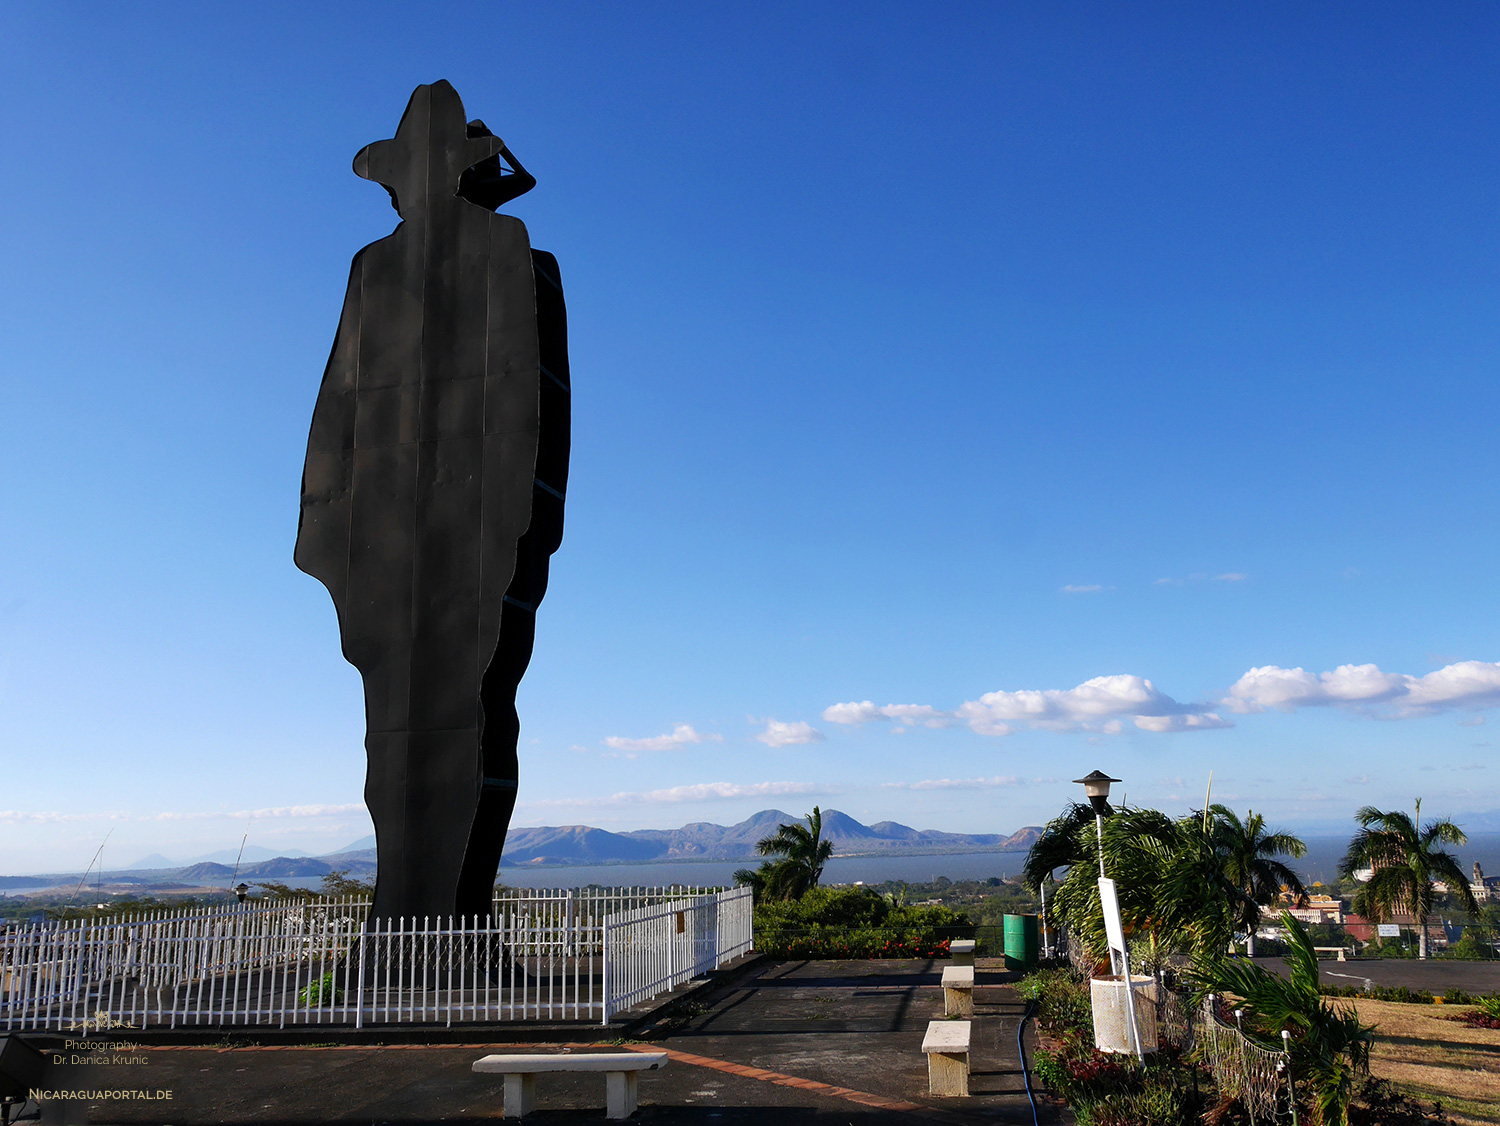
[1024,971,1206,1126]
[1319,982,1446,1005]
[755,930,953,959]
[1349,1076,1454,1125]
[1441,932,1496,960]
[298,971,343,1007]
[754,886,972,959]
[1019,968,1092,1035]
[1360,936,1417,958]
[1473,994,1500,1020]
[1031,1047,1074,1100]
[1073,1073,1194,1126]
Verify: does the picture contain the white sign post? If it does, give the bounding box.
[1098,877,1145,1061]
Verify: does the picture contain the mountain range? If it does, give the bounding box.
[498,809,1041,865]
[4,811,1040,887]
[123,845,312,870]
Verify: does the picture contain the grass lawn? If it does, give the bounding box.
[1348,999,1500,1124]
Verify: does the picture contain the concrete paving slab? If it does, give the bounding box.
[640,958,1061,1120]
[18,959,1065,1125]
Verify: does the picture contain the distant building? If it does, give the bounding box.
[1468,862,1500,903]
[1261,890,1344,925]
[1343,913,1447,948]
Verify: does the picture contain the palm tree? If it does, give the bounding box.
[1029,801,1308,964]
[1210,805,1307,956]
[745,806,835,901]
[1022,801,1103,892]
[1042,804,1250,963]
[1191,913,1372,1126]
[1339,800,1479,959]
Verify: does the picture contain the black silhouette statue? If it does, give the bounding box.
[296,81,569,922]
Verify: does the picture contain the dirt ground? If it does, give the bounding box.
[1345,998,1500,1124]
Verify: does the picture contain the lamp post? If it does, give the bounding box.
[234,883,250,905]
[1073,769,1145,1062]
[1073,770,1119,879]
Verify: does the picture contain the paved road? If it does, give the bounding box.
[1251,955,1500,995]
[25,959,1061,1124]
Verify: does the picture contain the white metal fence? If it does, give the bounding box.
[0,886,748,1031]
[1154,988,1290,1124]
[601,885,753,1021]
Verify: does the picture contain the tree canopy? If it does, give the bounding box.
[1028,802,1305,963]
[1339,800,1478,958]
[735,806,835,901]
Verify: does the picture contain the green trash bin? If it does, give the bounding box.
[1003,913,1040,972]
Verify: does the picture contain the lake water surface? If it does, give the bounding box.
[238,832,1500,893]
[493,833,1500,890]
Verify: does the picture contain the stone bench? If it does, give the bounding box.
[922,1019,971,1096]
[948,938,976,968]
[473,1051,668,1119]
[1313,946,1348,961]
[941,964,974,1017]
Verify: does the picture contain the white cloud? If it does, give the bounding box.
[520,780,822,809]
[0,810,125,824]
[821,701,950,728]
[1214,573,1248,582]
[883,776,1022,791]
[1132,713,1233,733]
[1061,584,1104,593]
[604,724,723,752]
[881,705,949,727]
[0,804,368,825]
[956,674,1227,736]
[1225,660,1500,717]
[148,803,367,822]
[755,720,825,747]
[822,701,882,725]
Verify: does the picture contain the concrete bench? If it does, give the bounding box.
[922,1019,971,1096]
[942,964,975,1017]
[948,939,976,968]
[473,1051,668,1119]
[1313,946,1348,961]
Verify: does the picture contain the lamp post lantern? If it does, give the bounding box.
[234,883,249,905]
[1073,770,1119,879]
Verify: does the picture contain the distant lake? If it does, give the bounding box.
[494,832,1500,890]
[498,851,1034,889]
[1295,832,1500,885]
[111,832,1500,895]
[238,851,1035,893]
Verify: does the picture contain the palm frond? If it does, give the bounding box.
[1021,801,1097,890]
[1422,817,1467,848]
[1259,830,1307,859]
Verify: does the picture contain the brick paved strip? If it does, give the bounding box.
[628,1045,925,1113]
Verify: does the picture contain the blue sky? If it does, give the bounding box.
[2,4,1498,873]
